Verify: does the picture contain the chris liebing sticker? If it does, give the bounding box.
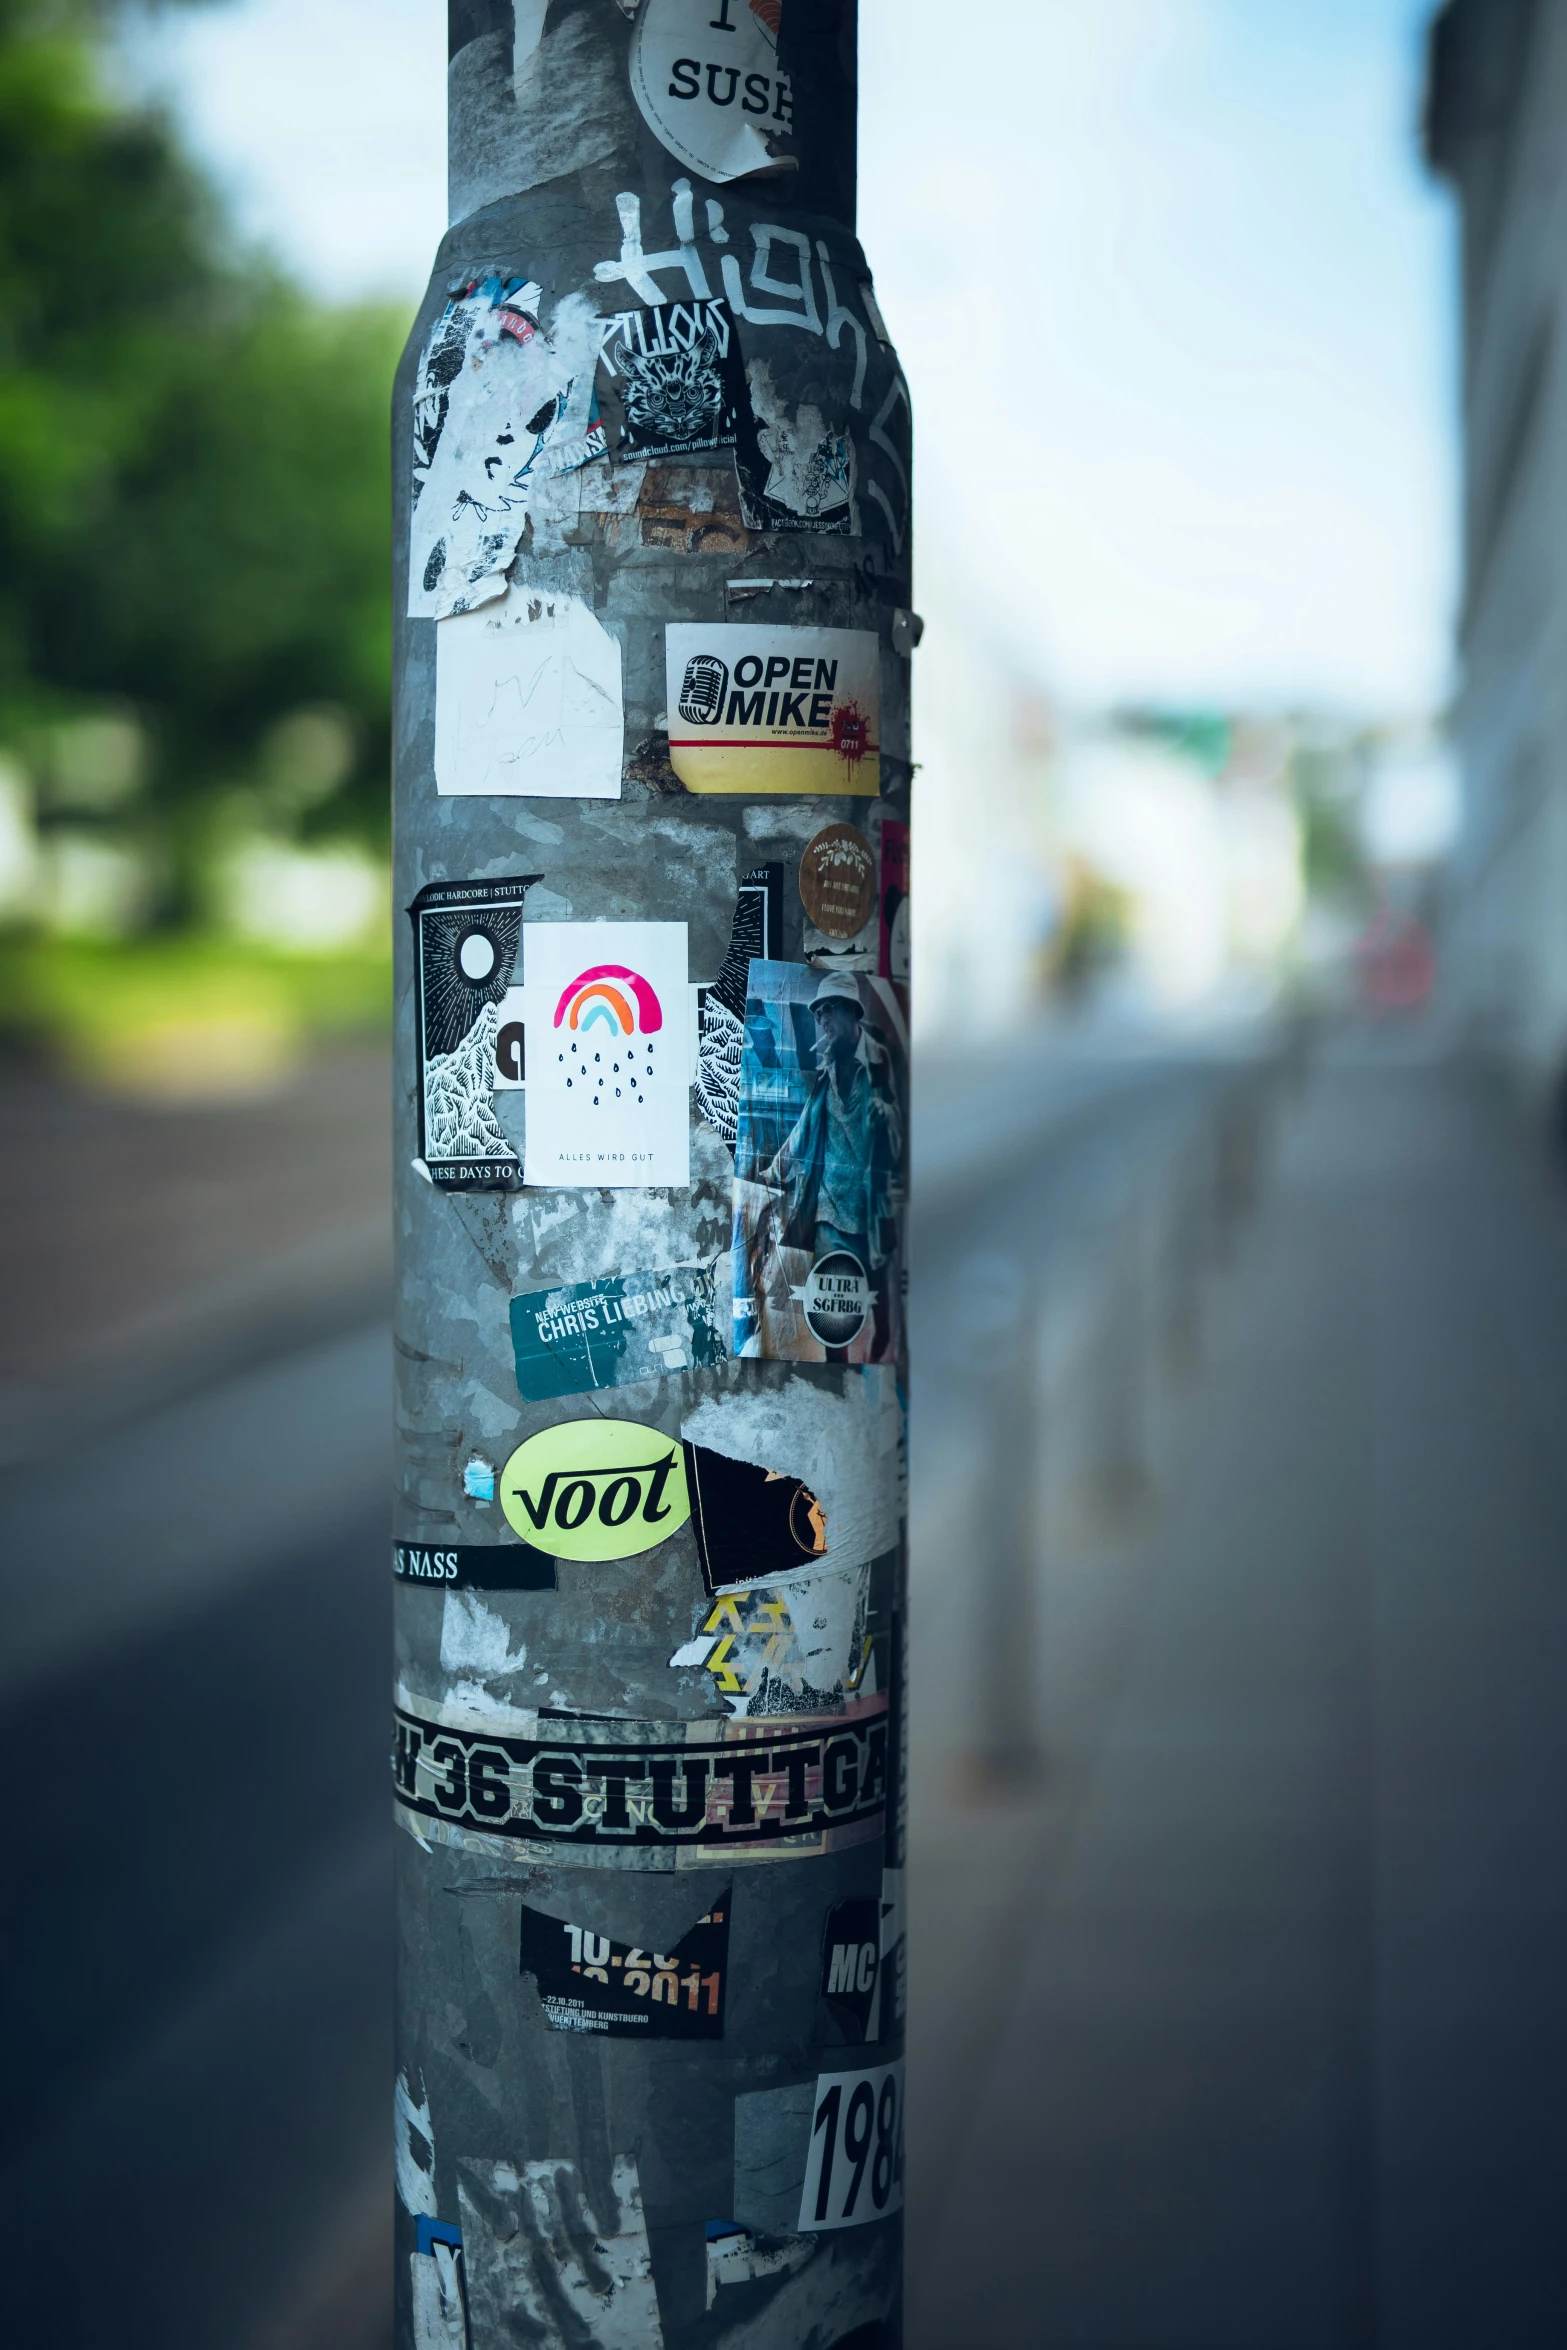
[666,626,880,796]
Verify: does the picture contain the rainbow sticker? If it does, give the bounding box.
[554,964,664,1038]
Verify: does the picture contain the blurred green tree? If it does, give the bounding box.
[0,0,400,914]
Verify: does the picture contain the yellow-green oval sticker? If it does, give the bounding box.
[500,1419,690,1560]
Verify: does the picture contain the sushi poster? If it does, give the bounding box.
[409,875,540,1189]
[665,624,880,796]
[731,961,908,1363]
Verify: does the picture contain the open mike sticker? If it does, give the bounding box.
[665,625,880,797]
[522,920,690,1188]
[519,1893,730,2038]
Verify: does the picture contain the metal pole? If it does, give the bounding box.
[391,6,912,2344]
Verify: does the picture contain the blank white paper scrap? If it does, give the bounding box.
[434,590,623,798]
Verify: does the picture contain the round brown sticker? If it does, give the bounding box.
[798,824,877,939]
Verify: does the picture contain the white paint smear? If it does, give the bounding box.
[394,2072,437,2218]
[409,285,605,621]
[439,1590,528,1679]
[458,2153,664,2348]
[411,2244,466,2350]
[680,1372,902,1573]
[435,588,623,799]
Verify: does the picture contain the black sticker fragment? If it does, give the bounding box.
[520,1893,731,2037]
[683,1441,827,1595]
[817,1895,881,2044]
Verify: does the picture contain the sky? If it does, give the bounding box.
[126,0,1458,718]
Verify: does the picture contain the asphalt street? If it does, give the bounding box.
[7,1034,1567,2346]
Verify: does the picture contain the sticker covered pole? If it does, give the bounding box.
[392,5,912,2344]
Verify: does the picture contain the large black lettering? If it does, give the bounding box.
[774,1743,813,1819]
[651,1758,711,1830]
[726,689,765,726]
[706,63,740,105]
[777,691,807,728]
[860,1721,887,1809]
[726,1757,761,1827]
[823,1735,860,1813]
[554,1477,595,1531]
[668,57,700,99]
[742,70,770,113]
[532,1752,583,1826]
[598,1475,640,1527]
[430,1739,468,1815]
[466,1745,512,1820]
[641,1448,682,1523]
[394,1720,424,1796]
[596,1761,635,1831]
[509,1471,558,1532]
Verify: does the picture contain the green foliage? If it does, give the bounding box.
[0,0,402,906]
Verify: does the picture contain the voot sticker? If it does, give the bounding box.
[500,1419,690,1559]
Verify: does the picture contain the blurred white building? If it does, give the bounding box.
[1426,0,1567,1084]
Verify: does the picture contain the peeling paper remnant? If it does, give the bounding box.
[671,1559,870,1718]
[435,587,623,799]
[681,1375,902,1578]
[705,2224,815,2307]
[395,2072,437,2218]
[457,2154,664,2348]
[410,278,606,621]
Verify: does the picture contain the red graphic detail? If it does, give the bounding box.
[829,702,870,768]
[552,965,664,1033]
[496,310,537,346]
[750,0,783,35]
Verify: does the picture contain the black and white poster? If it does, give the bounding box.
[408,876,540,1189]
[817,1896,880,2045]
[519,1894,730,2037]
[595,297,746,461]
[697,861,782,1147]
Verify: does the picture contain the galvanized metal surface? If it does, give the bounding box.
[393,8,907,2343]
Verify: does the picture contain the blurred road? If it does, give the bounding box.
[908,1034,1567,2350]
[6,1030,1567,2346]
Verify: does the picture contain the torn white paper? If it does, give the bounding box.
[410,278,607,622]
[394,2073,437,2218]
[411,2244,466,2350]
[435,588,623,798]
[457,2154,664,2349]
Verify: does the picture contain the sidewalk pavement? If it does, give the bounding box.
[907,1043,1567,2348]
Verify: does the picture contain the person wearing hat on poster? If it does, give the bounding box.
[760,973,903,1357]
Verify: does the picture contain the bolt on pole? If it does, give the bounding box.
[390,3,914,2344]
